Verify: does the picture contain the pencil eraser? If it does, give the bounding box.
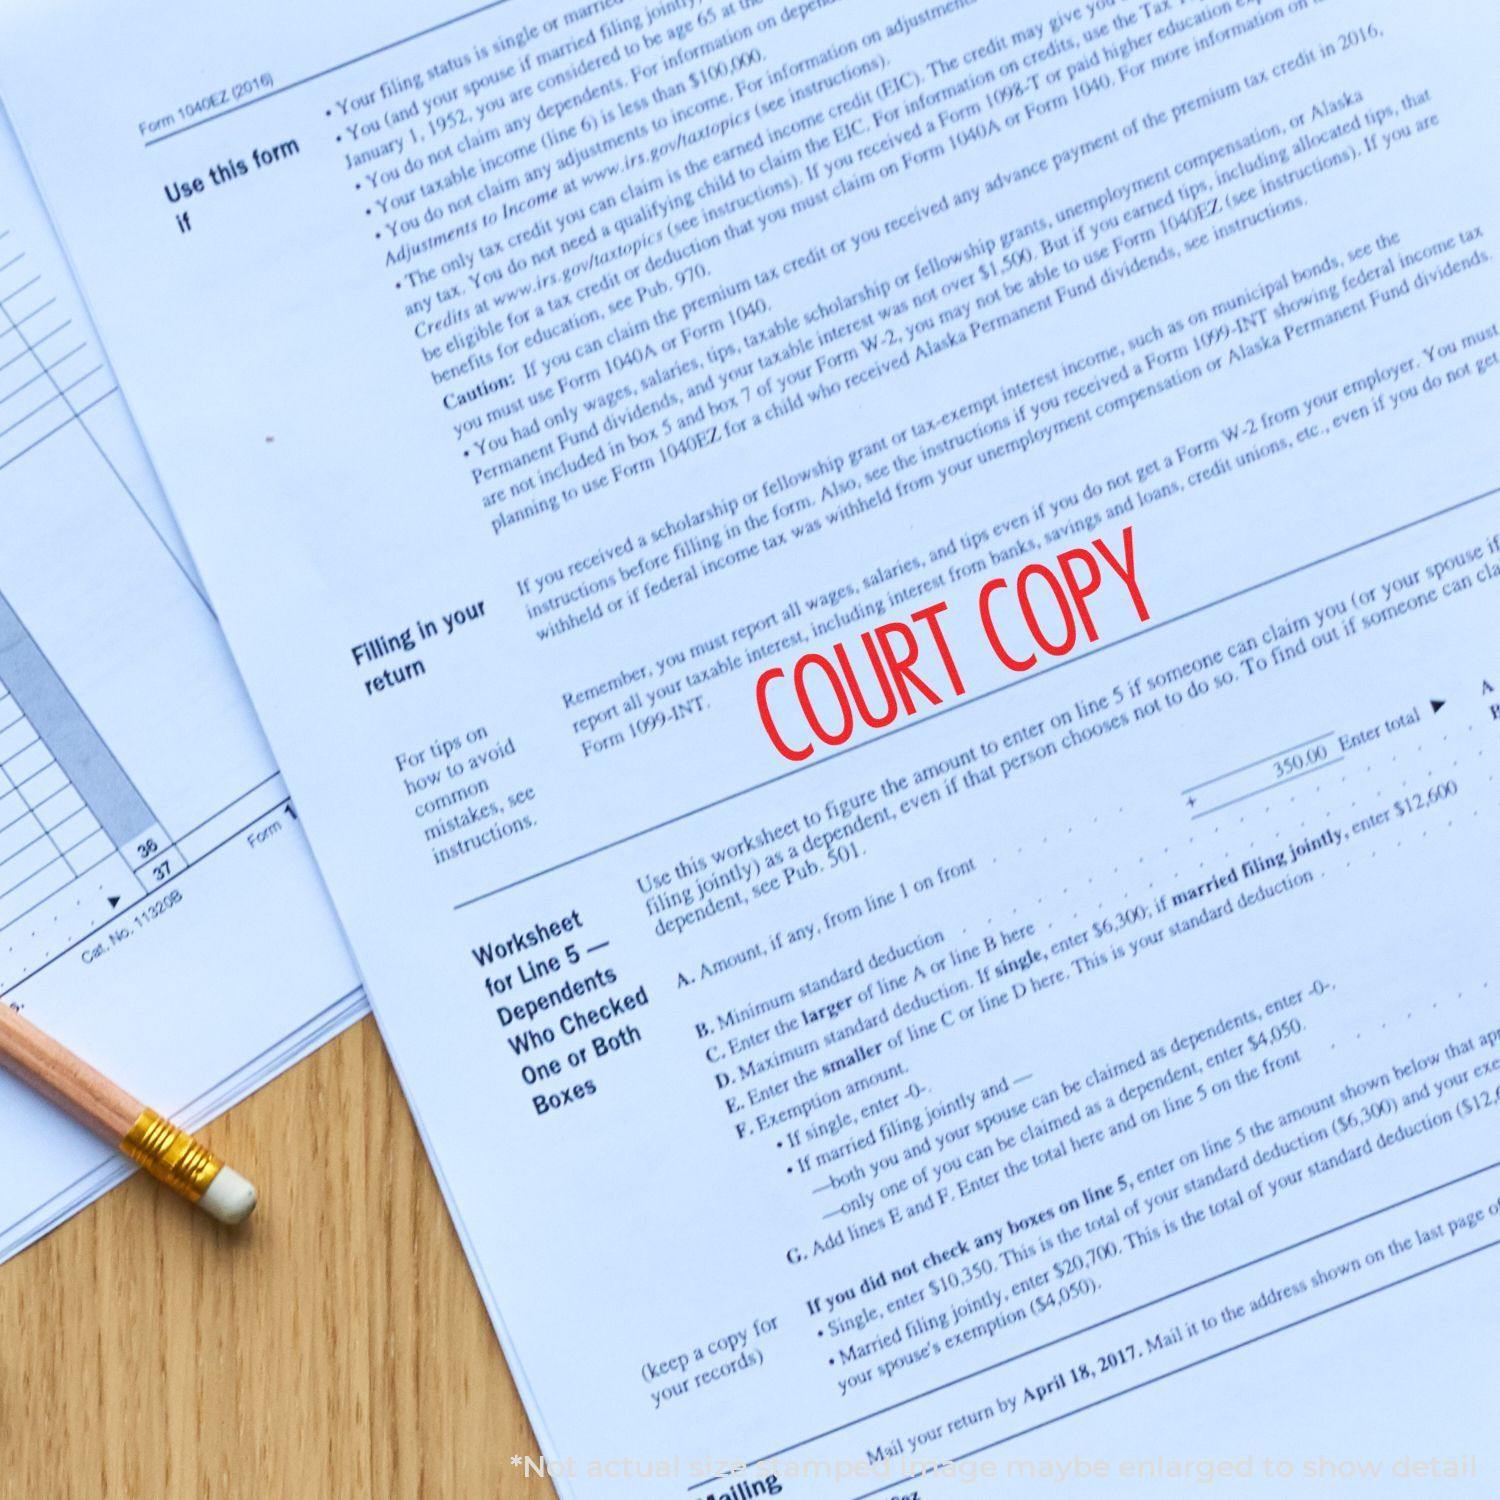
[199,1165,258,1225]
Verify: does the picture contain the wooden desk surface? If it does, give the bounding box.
[0,1018,537,1498]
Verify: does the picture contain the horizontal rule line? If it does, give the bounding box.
[142,1,517,146]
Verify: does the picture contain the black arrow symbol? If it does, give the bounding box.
[107,896,121,909]
[1430,699,1446,715]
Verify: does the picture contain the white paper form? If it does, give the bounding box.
[0,113,365,1264]
[3,0,1497,1491]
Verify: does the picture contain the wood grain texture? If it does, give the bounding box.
[0,1017,537,1499]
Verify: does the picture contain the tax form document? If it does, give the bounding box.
[4,0,1497,1488]
[0,114,365,1263]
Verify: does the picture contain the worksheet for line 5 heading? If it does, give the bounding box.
[2,0,1496,1491]
[0,113,364,1263]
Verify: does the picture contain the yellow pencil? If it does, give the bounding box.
[0,1000,257,1224]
